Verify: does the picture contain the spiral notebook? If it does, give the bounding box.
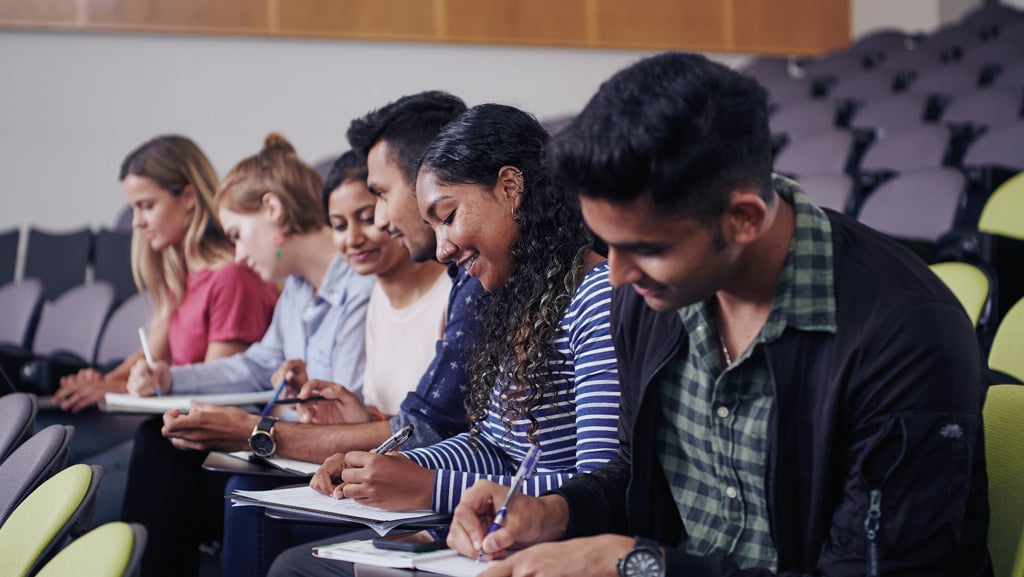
[313,539,487,577]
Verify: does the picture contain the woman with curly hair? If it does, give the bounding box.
[306,102,620,511]
[267,103,621,577]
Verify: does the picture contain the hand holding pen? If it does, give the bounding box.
[127,326,171,397]
[310,425,416,499]
[477,445,543,561]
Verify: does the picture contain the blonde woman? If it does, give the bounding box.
[53,135,278,412]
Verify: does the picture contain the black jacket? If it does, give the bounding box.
[556,211,992,577]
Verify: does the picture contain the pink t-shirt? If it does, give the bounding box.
[168,263,279,366]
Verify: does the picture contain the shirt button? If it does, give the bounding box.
[725,486,739,499]
[716,406,730,419]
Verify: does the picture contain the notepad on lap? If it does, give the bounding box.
[102,391,275,413]
[225,451,320,476]
[229,485,449,535]
[313,539,487,577]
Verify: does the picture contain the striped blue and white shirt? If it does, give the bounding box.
[403,262,621,513]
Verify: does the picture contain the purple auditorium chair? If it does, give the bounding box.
[0,228,18,287]
[993,61,1024,90]
[906,63,983,99]
[858,168,966,247]
[793,173,856,215]
[960,2,1021,36]
[773,130,855,178]
[943,88,1024,132]
[0,424,73,526]
[878,43,948,76]
[23,227,92,302]
[0,279,44,349]
[860,125,952,175]
[739,57,794,84]
[803,50,872,89]
[770,99,839,141]
[850,28,911,55]
[828,70,897,103]
[0,393,36,462]
[761,76,815,108]
[848,93,931,134]
[926,23,983,55]
[960,38,1024,73]
[964,120,1024,175]
[94,293,152,371]
[18,282,116,395]
[92,228,135,304]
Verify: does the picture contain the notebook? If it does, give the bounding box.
[313,539,488,577]
[229,485,449,535]
[225,451,320,476]
[101,391,275,413]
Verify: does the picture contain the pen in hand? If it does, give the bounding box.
[259,380,288,418]
[272,396,328,405]
[371,424,414,455]
[477,444,542,562]
[137,326,160,397]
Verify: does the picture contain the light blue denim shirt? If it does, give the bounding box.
[170,254,375,397]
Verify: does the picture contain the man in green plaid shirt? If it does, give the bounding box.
[447,51,991,577]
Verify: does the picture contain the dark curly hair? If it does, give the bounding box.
[419,103,595,444]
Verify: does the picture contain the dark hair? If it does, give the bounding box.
[321,150,369,222]
[551,51,774,220]
[420,103,594,444]
[346,91,467,187]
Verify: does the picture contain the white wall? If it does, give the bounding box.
[1,30,722,234]
[0,0,998,240]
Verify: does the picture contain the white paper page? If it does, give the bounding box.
[415,554,490,577]
[231,485,436,522]
[102,391,275,413]
[227,451,321,476]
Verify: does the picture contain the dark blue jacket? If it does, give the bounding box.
[393,265,484,447]
[556,211,992,577]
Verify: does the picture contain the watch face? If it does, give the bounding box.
[250,432,275,458]
[623,549,663,577]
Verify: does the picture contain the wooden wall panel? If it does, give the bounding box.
[0,0,75,24]
[85,0,268,33]
[278,0,435,40]
[0,0,851,56]
[595,0,726,50]
[444,0,589,45]
[732,0,850,54]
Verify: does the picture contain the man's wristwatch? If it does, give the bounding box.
[617,537,665,577]
[248,416,278,458]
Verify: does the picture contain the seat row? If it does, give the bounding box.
[0,280,151,396]
[0,393,146,576]
[0,226,135,305]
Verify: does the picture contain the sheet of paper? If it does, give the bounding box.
[102,391,275,413]
[313,539,488,576]
[226,451,321,476]
[229,485,448,535]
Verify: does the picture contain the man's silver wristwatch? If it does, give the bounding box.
[617,536,665,577]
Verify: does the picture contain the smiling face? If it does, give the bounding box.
[218,200,286,282]
[122,174,193,251]
[580,193,736,312]
[327,179,409,277]
[416,169,520,291]
[365,140,437,263]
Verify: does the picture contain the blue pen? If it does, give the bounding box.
[476,445,542,562]
[259,380,288,418]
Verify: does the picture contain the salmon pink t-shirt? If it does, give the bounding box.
[168,263,279,365]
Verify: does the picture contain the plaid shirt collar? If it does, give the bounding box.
[680,174,836,344]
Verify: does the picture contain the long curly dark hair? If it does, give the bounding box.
[419,103,595,444]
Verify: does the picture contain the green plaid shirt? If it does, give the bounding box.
[656,176,837,570]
